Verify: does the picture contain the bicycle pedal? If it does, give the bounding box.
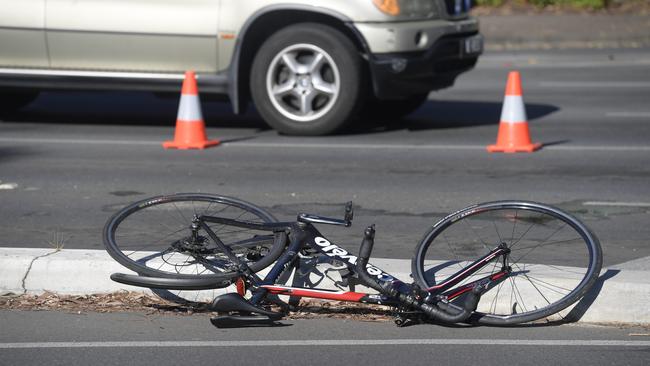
[394,315,421,328]
[210,314,284,328]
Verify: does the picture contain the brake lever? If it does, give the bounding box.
[344,201,354,224]
[296,201,354,227]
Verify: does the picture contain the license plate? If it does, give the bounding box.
[462,35,484,56]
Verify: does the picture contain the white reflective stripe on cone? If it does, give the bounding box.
[177,95,204,121]
[499,95,527,123]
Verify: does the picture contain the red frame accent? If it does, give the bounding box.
[427,251,501,291]
[235,277,246,296]
[445,270,510,300]
[262,268,510,303]
[262,285,367,302]
[446,286,473,300]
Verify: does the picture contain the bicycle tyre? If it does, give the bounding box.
[411,201,602,325]
[103,193,287,280]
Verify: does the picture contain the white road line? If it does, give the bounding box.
[0,339,649,349]
[0,137,160,146]
[540,81,650,88]
[1,137,649,152]
[583,201,650,208]
[606,112,650,118]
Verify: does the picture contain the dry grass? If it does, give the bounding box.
[0,291,394,321]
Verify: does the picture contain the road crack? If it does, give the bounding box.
[20,249,62,295]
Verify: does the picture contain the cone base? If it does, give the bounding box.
[163,139,220,150]
[163,119,219,150]
[487,142,542,153]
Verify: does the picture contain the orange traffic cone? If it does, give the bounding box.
[163,71,220,149]
[487,71,541,153]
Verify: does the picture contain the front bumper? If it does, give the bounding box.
[353,18,479,54]
[353,18,482,99]
[367,32,482,99]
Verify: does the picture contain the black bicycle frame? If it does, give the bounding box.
[199,214,510,306]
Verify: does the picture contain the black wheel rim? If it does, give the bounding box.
[414,201,601,323]
[105,194,281,279]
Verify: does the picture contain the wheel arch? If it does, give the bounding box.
[227,6,371,115]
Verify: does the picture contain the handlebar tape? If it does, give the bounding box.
[355,224,479,323]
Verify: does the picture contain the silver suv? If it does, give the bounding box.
[0,0,482,135]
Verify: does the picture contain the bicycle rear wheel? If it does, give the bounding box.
[411,201,602,325]
[103,193,287,282]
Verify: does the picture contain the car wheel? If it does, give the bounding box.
[250,23,364,136]
[0,91,39,116]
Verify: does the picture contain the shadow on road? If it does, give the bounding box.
[348,99,559,135]
[2,92,560,135]
[563,269,620,323]
[3,91,269,130]
[0,146,41,162]
[404,100,558,129]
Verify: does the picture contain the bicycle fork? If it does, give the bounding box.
[356,225,511,324]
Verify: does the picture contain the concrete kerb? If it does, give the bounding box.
[1,248,648,324]
[0,248,141,296]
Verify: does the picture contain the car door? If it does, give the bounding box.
[46,0,220,72]
[0,0,49,68]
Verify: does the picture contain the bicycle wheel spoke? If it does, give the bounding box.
[203,201,215,217]
[509,209,518,245]
[191,200,198,219]
[210,210,250,236]
[463,217,492,252]
[511,223,567,264]
[521,274,574,294]
[204,203,231,217]
[509,277,515,314]
[524,263,587,276]
[122,226,188,257]
[512,262,552,307]
[510,275,529,313]
[171,202,190,226]
[492,216,504,245]
[174,256,194,273]
[511,237,582,252]
[193,255,226,274]
[508,213,541,249]
[524,280,569,297]
[441,232,464,270]
[489,280,505,314]
[157,251,182,271]
[228,235,275,247]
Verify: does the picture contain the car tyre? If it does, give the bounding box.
[0,91,39,116]
[250,23,365,136]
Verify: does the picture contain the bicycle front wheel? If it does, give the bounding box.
[412,201,602,325]
[103,193,287,281]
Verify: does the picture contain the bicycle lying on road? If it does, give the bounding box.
[103,194,602,327]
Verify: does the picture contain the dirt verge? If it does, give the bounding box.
[0,291,393,322]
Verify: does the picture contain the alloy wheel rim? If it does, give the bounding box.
[265,43,340,122]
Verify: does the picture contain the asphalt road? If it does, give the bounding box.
[1,310,649,366]
[0,48,649,267]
